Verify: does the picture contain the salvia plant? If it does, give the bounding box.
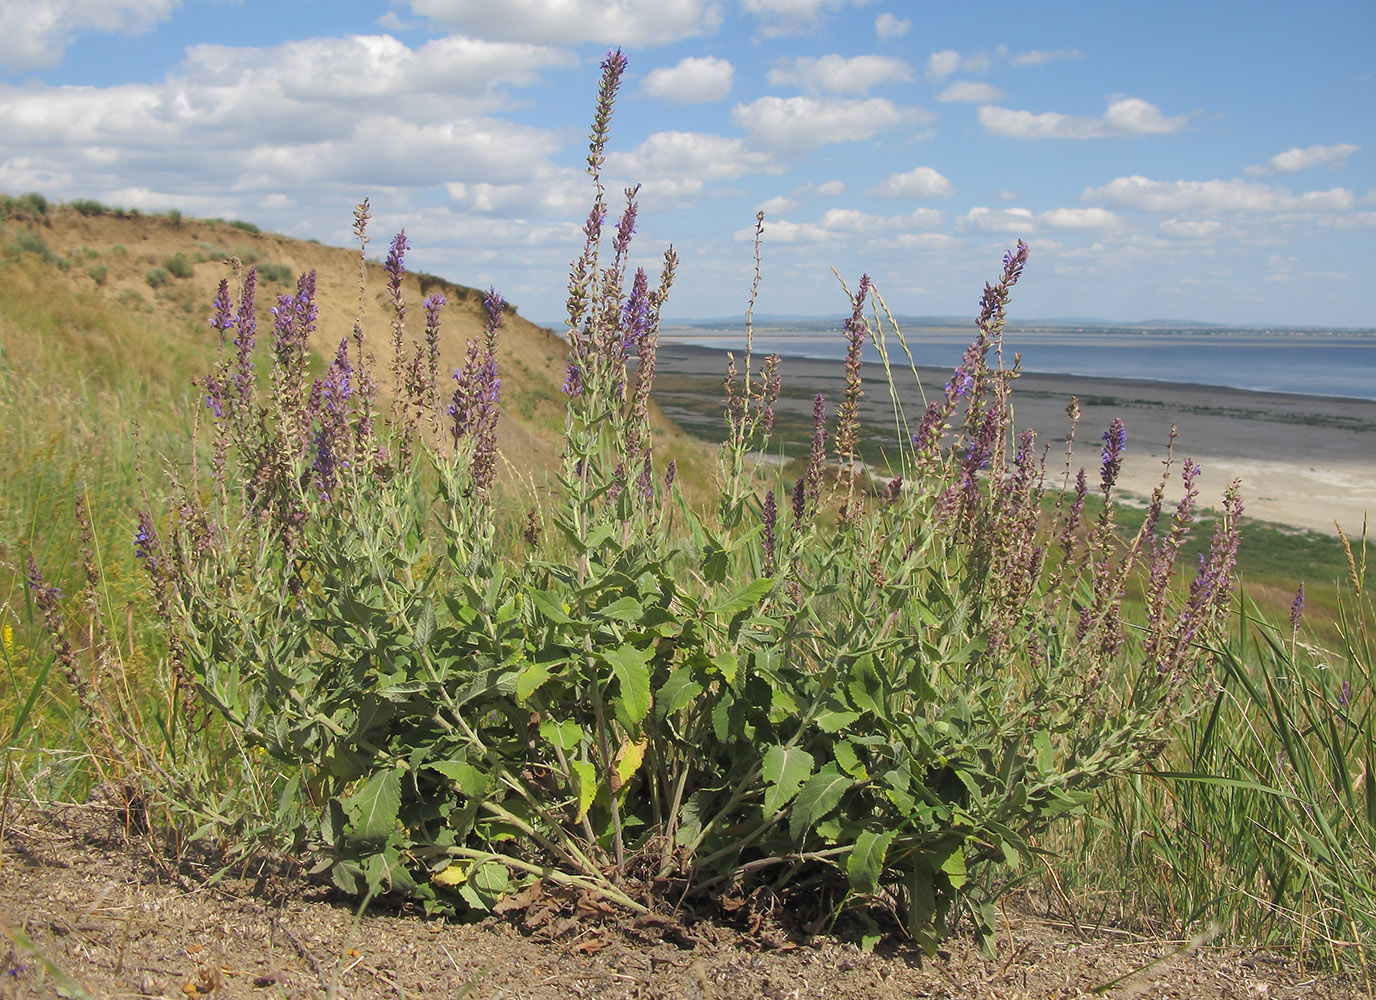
[28,50,1252,954]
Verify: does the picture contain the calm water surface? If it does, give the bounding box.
[661,328,1376,402]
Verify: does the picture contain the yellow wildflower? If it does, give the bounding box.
[2,622,11,652]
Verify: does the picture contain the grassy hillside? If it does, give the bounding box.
[0,192,709,628]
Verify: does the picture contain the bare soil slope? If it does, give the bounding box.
[0,802,1356,1000]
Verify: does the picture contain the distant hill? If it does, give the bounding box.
[0,193,702,484]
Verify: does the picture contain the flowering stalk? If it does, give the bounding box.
[835,275,871,527]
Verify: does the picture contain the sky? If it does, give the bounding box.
[1,1,1373,328]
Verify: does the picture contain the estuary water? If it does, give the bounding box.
[660,327,1376,402]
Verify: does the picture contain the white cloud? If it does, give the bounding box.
[1039,207,1118,229]
[814,179,846,197]
[1010,48,1082,67]
[767,54,912,95]
[926,48,992,80]
[1084,176,1357,213]
[731,95,916,155]
[445,167,589,214]
[741,0,877,37]
[978,98,1187,138]
[874,12,910,41]
[642,55,733,103]
[1160,218,1223,239]
[606,130,780,199]
[936,81,1005,103]
[1245,142,1359,176]
[868,166,954,198]
[0,0,178,73]
[0,33,575,222]
[756,194,796,215]
[404,0,722,46]
[736,205,941,244]
[926,49,962,80]
[959,206,1034,234]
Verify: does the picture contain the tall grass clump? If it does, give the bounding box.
[25,52,1249,953]
[1071,534,1374,979]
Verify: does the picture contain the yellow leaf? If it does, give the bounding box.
[432,862,470,886]
[611,737,648,792]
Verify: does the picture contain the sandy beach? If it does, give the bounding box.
[656,342,1376,537]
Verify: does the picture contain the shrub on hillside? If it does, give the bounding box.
[162,253,193,279]
[29,52,1250,955]
[70,198,109,217]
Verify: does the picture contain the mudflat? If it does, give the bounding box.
[655,342,1376,536]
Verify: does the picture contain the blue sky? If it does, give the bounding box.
[1,1,1372,327]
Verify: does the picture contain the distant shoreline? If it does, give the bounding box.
[656,329,1376,404]
[655,342,1376,537]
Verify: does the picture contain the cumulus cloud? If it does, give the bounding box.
[756,194,796,215]
[1039,207,1118,229]
[1084,175,1356,213]
[642,55,733,103]
[0,32,576,223]
[404,0,722,46]
[926,48,992,79]
[606,130,780,199]
[867,166,954,198]
[741,0,876,37]
[767,54,912,95]
[1160,218,1224,239]
[959,206,1034,234]
[1245,142,1359,176]
[978,98,1187,139]
[0,0,178,73]
[731,95,916,155]
[813,179,846,197]
[936,81,1005,103]
[736,205,941,244]
[874,12,910,41]
[1009,48,1082,67]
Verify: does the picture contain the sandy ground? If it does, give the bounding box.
[0,801,1359,1000]
[656,343,1376,537]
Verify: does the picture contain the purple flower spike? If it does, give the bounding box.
[483,286,504,333]
[385,231,409,295]
[210,279,234,335]
[562,361,583,397]
[1290,583,1305,630]
[1100,418,1126,495]
[761,489,777,575]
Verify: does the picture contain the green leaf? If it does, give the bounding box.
[597,596,644,621]
[516,661,553,704]
[833,739,866,779]
[905,866,939,952]
[427,760,487,798]
[470,860,510,898]
[711,578,773,617]
[790,767,853,843]
[602,645,651,724]
[656,667,703,719]
[845,655,885,718]
[847,829,897,894]
[539,718,583,751]
[711,652,739,688]
[528,589,572,624]
[366,846,417,895]
[814,707,861,733]
[412,596,437,649]
[343,768,401,843]
[762,745,814,819]
[939,846,967,890]
[570,760,598,822]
